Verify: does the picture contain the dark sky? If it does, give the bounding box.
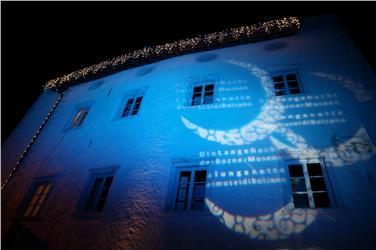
[2,1,376,144]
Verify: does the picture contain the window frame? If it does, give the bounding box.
[170,165,209,212]
[114,88,147,120]
[285,158,336,209]
[64,101,94,131]
[271,70,304,97]
[73,166,118,219]
[186,75,219,108]
[17,176,56,219]
[70,109,89,128]
[190,82,215,106]
[121,96,144,118]
[83,173,114,213]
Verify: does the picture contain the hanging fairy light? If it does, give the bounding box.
[1,94,63,191]
[44,16,301,91]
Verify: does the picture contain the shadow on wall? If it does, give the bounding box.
[3,222,52,250]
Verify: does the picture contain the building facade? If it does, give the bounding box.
[2,15,376,249]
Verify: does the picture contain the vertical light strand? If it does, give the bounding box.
[1,93,64,191]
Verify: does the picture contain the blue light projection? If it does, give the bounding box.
[205,198,317,240]
[181,60,285,146]
[179,59,376,241]
[309,72,376,102]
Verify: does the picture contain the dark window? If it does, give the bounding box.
[70,109,88,128]
[272,73,302,96]
[174,169,207,211]
[122,96,143,117]
[22,180,52,217]
[84,175,114,213]
[191,83,214,106]
[288,161,332,208]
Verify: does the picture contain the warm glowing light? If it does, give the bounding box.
[43,17,301,91]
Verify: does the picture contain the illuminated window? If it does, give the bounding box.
[122,96,143,117]
[21,179,52,217]
[174,168,207,211]
[84,174,114,213]
[272,73,302,96]
[288,160,333,208]
[70,109,88,128]
[191,83,214,106]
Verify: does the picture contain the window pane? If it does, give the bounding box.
[310,177,327,191]
[191,199,205,211]
[23,182,52,217]
[194,170,207,183]
[293,193,309,208]
[175,201,186,211]
[95,176,113,212]
[193,183,206,197]
[287,81,299,88]
[289,164,304,177]
[135,96,143,104]
[276,90,286,96]
[313,192,331,208]
[179,171,191,183]
[205,84,214,91]
[273,76,283,82]
[193,86,203,93]
[77,111,88,127]
[84,178,103,212]
[177,188,188,198]
[286,74,297,81]
[24,206,34,217]
[31,205,41,217]
[204,96,213,104]
[122,106,132,117]
[274,83,285,90]
[191,94,202,106]
[290,178,307,192]
[307,163,323,176]
[71,110,88,127]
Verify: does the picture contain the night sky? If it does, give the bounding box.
[2,2,376,144]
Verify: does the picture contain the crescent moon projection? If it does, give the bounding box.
[181,60,285,146]
[270,127,376,166]
[205,198,317,240]
[309,72,375,102]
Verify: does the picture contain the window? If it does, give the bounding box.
[70,109,88,128]
[122,96,143,117]
[84,174,114,213]
[191,83,214,106]
[272,73,302,96]
[174,168,207,211]
[288,160,332,208]
[21,179,52,217]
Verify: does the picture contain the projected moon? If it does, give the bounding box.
[181,60,285,146]
[205,198,317,240]
[270,127,376,166]
[180,60,376,241]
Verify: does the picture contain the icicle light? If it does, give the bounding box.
[44,17,301,91]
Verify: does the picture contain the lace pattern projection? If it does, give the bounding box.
[205,198,317,240]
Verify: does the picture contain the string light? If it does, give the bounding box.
[44,17,301,91]
[1,94,64,191]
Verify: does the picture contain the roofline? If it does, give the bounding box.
[44,16,302,92]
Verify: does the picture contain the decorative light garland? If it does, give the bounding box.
[1,94,63,191]
[44,17,302,91]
